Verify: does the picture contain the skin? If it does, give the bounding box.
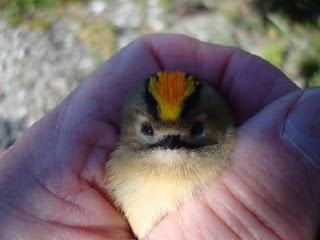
[0,34,319,239]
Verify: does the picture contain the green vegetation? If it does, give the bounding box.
[300,58,320,87]
[298,36,320,87]
[252,0,320,86]
[0,0,83,25]
[252,0,320,26]
[259,40,287,68]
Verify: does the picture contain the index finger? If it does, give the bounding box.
[85,33,299,124]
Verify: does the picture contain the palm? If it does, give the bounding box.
[0,34,319,240]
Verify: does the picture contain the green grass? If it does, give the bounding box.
[259,40,287,68]
[0,0,83,25]
[298,34,320,87]
[300,58,320,87]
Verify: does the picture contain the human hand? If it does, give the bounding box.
[0,34,319,239]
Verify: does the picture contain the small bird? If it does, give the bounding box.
[105,70,235,239]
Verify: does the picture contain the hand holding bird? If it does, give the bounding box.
[0,34,319,240]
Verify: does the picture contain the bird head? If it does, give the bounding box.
[119,70,234,157]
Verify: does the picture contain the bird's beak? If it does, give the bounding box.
[163,135,181,150]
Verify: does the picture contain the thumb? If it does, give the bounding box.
[281,87,320,169]
[218,87,320,239]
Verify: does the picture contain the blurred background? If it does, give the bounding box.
[0,0,319,153]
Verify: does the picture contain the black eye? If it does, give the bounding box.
[141,122,154,136]
[191,121,204,137]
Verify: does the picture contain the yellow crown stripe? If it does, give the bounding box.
[148,70,200,121]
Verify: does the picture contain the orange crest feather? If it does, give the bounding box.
[148,70,200,121]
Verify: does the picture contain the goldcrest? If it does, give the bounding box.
[105,70,236,239]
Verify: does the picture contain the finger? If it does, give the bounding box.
[84,33,298,125]
[142,34,299,122]
[281,87,320,169]
[219,88,320,239]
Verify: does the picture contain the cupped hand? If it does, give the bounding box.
[0,34,319,240]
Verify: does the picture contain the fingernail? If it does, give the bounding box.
[282,87,320,168]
